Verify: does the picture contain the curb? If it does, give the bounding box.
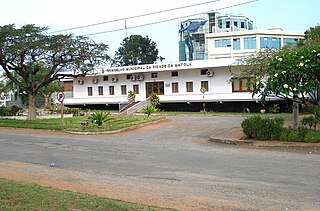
[209,137,253,145]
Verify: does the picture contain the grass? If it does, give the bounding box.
[280,128,320,143]
[0,115,161,132]
[0,178,173,210]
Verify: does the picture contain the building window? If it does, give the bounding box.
[171,71,178,77]
[232,78,253,92]
[234,21,238,27]
[233,38,240,50]
[226,21,230,28]
[260,37,281,49]
[283,38,299,47]
[98,86,103,96]
[126,74,132,80]
[87,87,93,96]
[103,76,108,81]
[121,85,127,95]
[215,39,231,48]
[133,84,139,94]
[186,82,193,92]
[201,81,209,92]
[241,22,245,28]
[172,82,179,93]
[244,37,256,49]
[109,86,114,95]
[151,72,158,78]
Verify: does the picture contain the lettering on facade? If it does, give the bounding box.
[104,62,192,73]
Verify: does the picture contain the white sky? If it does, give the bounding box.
[0,0,319,62]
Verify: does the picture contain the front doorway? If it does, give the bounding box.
[146,81,164,97]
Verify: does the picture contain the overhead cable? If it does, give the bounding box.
[48,0,223,34]
[82,0,259,37]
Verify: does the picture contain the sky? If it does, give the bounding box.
[0,0,319,63]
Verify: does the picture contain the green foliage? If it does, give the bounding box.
[113,35,159,66]
[297,126,309,141]
[0,105,22,116]
[89,111,110,127]
[142,104,158,117]
[0,115,160,132]
[241,116,284,140]
[150,93,160,106]
[299,24,320,46]
[64,108,82,116]
[301,115,319,130]
[127,90,136,102]
[304,105,320,121]
[269,104,280,113]
[0,24,110,119]
[232,24,320,106]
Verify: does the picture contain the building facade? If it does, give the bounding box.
[62,12,304,112]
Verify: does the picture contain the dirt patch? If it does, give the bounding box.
[0,161,250,211]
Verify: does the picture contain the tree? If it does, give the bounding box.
[0,24,110,119]
[252,45,320,129]
[232,26,320,129]
[39,82,61,109]
[113,35,159,66]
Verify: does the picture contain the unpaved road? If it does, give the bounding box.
[0,115,319,210]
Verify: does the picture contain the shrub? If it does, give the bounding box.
[269,104,280,113]
[0,105,22,116]
[301,115,319,130]
[241,116,284,140]
[297,126,308,141]
[149,93,159,107]
[89,111,110,127]
[142,104,157,117]
[127,90,136,102]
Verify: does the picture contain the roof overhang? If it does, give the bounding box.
[99,58,238,76]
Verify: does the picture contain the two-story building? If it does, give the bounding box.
[62,12,304,112]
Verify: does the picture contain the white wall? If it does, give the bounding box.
[67,65,258,106]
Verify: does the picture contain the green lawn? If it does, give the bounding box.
[0,178,173,210]
[0,115,161,132]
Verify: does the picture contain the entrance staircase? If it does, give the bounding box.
[118,98,151,116]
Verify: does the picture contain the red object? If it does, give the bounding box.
[57,91,65,103]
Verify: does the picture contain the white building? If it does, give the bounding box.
[63,12,304,112]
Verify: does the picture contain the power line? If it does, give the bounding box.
[82,0,259,37]
[48,0,223,34]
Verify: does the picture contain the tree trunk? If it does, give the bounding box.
[44,95,50,109]
[28,94,37,120]
[292,98,299,130]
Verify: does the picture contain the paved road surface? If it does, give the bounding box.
[0,115,319,210]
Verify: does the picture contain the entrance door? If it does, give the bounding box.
[146,81,164,97]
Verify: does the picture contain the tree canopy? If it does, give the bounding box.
[113,35,159,66]
[232,24,320,129]
[0,24,110,119]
